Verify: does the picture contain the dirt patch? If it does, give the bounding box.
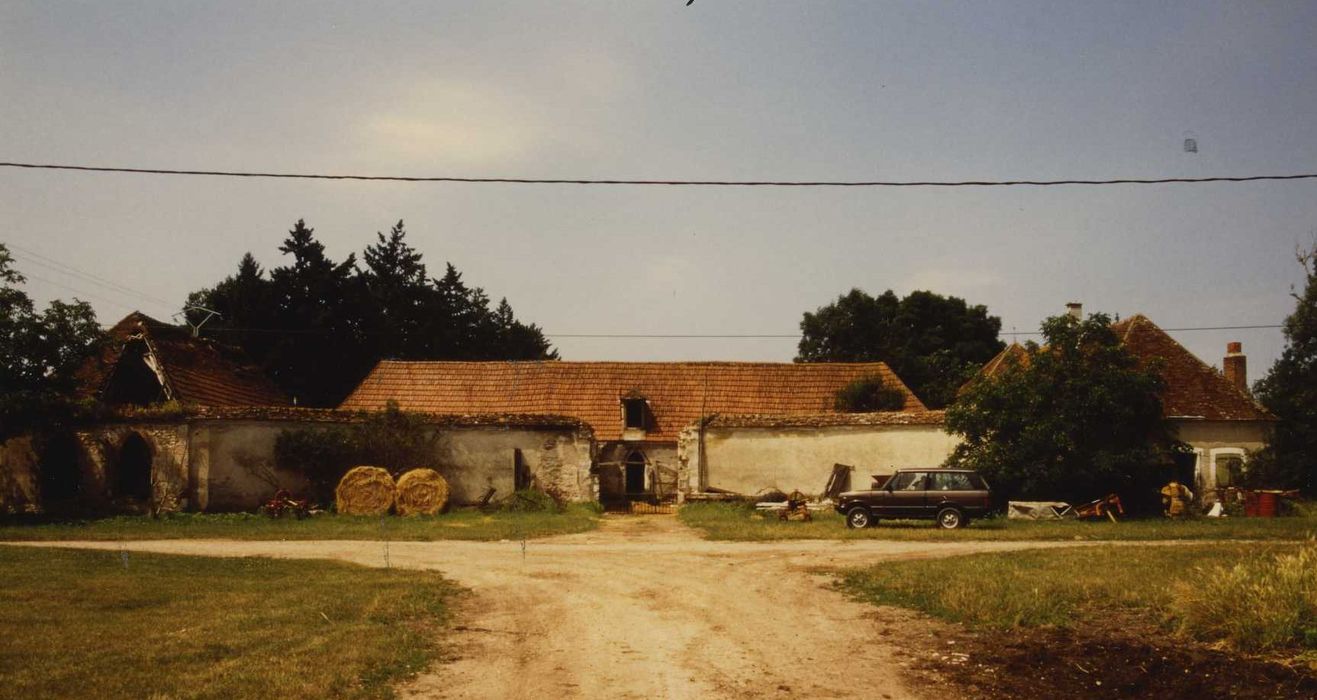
[906,615,1317,700]
[11,521,1302,699]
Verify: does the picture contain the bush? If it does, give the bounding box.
[500,488,564,513]
[834,375,905,412]
[1173,542,1317,650]
[274,401,436,506]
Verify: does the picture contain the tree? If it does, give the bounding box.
[833,375,906,412]
[187,219,557,406]
[796,289,1005,408]
[0,244,104,440]
[1252,243,1317,494]
[943,312,1176,506]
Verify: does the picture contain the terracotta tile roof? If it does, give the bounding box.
[1111,315,1274,421]
[705,409,946,429]
[971,315,1274,422]
[340,361,927,441]
[83,312,290,408]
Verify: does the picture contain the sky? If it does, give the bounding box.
[2,1,1315,381]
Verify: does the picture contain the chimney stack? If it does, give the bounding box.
[1223,342,1247,393]
[1065,302,1083,320]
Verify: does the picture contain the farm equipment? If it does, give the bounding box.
[260,489,309,519]
[1074,493,1123,522]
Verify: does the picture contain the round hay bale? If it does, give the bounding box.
[335,466,396,516]
[395,468,450,516]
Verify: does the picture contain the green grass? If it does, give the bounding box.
[0,546,460,699]
[0,504,600,542]
[832,544,1295,631]
[679,501,1317,541]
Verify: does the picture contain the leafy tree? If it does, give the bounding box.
[0,244,104,440]
[833,375,906,412]
[1252,243,1317,494]
[797,289,1005,408]
[943,312,1176,506]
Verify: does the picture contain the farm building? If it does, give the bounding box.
[973,309,1276,492]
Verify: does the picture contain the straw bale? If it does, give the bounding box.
[335,466,396,515]
[395,468,450,516]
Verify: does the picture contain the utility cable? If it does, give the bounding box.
[3,161,1317,188]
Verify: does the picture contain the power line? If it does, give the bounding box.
[177,325,1283,338]
[3,160,1317,188]
[7,246,176,309]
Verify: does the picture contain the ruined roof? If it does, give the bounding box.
[971,315,1274,422]
[703,409,946,429]
[340,361,927,441]
[82,312,290,407]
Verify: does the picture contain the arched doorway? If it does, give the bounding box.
[624,449,647,497]
[39,433,82,505]
[115,433,153,503]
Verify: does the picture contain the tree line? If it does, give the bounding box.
[186,219,556,406]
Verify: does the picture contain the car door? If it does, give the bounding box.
[929,471,977,514]
[885,471,929,518]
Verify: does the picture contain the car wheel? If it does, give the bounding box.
[846,506,872,529]
[936,507,964,530]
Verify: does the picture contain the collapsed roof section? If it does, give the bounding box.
[82,312,290,408]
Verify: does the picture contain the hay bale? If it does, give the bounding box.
[335,466,396,516]
[395,468,450,516]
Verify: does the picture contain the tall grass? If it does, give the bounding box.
[1174,541,1317,650]
[836,545,1234,628]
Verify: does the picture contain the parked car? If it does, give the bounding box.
[835,468,993,529]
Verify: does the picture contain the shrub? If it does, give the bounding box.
[1172,542,1317,650]
[500,488,564,513]
[834,375,905,412]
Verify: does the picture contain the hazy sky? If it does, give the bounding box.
[3,2,1315,381]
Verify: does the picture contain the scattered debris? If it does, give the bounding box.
[1007,501,1074,520]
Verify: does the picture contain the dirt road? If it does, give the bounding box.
[16,517,1089,699]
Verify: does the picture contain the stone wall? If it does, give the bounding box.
[679,423,960,497]
[0,437,39,513]
[433,425,595,505]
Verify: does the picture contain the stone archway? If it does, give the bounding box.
[115,432,153,503]
[624,449,647,497]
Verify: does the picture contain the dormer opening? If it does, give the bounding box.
[623,396,648,430]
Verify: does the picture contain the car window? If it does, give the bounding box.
[887,472,914,490]
[931,472,975,491]
[900,472,929,491]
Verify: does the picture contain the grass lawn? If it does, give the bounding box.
[0,546,460,699]
[835,543,1293,628]
[0,504,600,542]
[679,501,1317,541]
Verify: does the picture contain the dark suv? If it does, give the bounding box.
[835,468,992,529]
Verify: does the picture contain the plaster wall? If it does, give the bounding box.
[683,424,960,497]
[1172,419,1272,490]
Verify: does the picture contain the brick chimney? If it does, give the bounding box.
[1223,342,1247,393]
[1065,302,1082,320]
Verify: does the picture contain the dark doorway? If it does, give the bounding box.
[115,433,153,502]
[624,450,647,496]
[39,433,82,504]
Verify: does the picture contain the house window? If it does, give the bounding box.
[623,398,647,430]
[1210,448,1246,489]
